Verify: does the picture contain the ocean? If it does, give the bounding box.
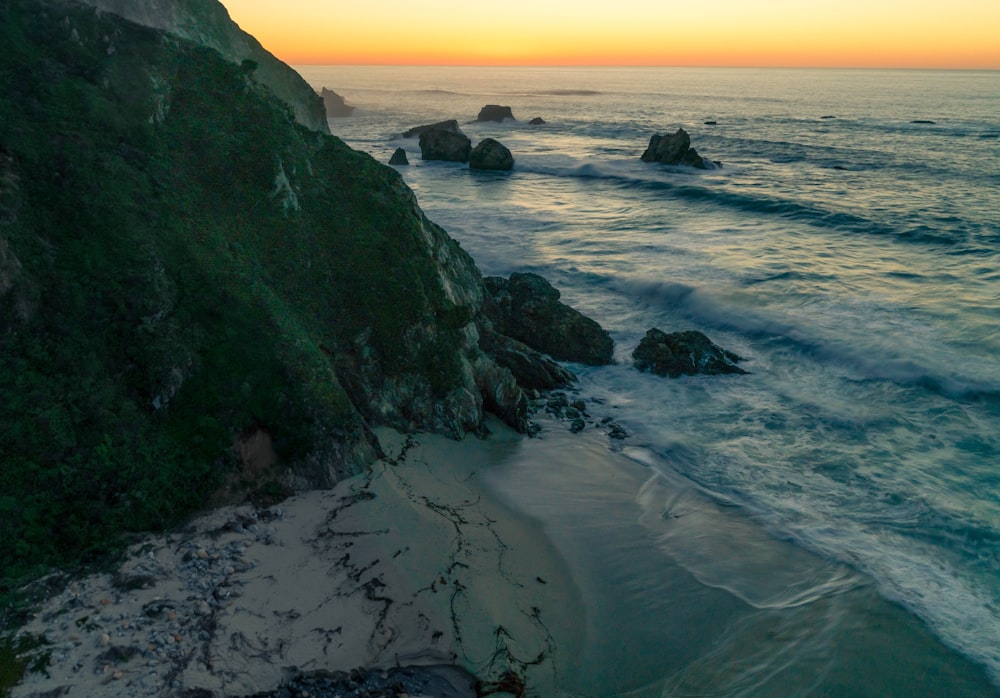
[296,66,1000,695]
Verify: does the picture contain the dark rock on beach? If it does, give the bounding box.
[470,138,514,170]
[320,87,355,116]
[633,328,746,377]
[388,147,409,165]
[476,104,515,122]
[483,273,614,365]
[419,127,472,162]
[641,128,720,169]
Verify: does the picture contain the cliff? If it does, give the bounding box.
[0,0,528,582]
[76,0,329,133]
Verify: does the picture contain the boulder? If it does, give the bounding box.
[388,148,409,165]
[419,128,472,163]
[483,273,614,365]
[476,105,515,122]
[640,128,719,169]
[469,138,514,171]
[320,88,354,117]
[402,119,463,139]
[632,329,746,377]
[529,117,546,125]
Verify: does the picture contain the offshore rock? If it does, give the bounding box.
[641,128,720,169]
[632,328,747,377]
[419,128,472,163]
[529,117,547,125]
[388,147,409,165]
[320,87,355,117]
[402,119,463,139]
[76,0,329,133]
[483,273,614,365]
[469,138,514,171]
[476,104,516,122]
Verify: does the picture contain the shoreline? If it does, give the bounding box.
[10,419,584,697]
[10,410,999,696]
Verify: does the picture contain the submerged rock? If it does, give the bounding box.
[483,273,614,365]
[640,128,720,169]
[470,138,514,171]
[632,329,746,377]
[388,147,409,165]
[529,116,546,125]
[320,87,354,117]
[476,104,515,122]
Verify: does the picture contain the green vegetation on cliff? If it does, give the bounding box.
[0,0,480,590]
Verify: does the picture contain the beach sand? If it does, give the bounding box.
[11,419,584,697]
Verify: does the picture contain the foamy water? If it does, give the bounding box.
[299,66,1000,692]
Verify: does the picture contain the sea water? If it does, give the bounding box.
[296,66,1000,694]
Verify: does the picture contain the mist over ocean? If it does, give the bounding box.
[299,66,1000,694]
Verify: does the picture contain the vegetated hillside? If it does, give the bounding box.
[0,0,520,586]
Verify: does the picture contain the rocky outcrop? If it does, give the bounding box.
[388,147,409,165]
[76,0,329,133]
[402,119,463,139]
[320,87,355,117]
[640,128,720,169]
[476,105,515,122]
[529,117,547,125]
[632,329,746,377]
[479,330,576,391]
[470,138,514,171]
[0,0,550,581]
[483,273,614,365]
[419,128,472,163]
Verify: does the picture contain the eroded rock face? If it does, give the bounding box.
[320,87,354,117]
[469,138,513,171]
[76,0,329,133]
[476,104,515,122]
[641,128,719,169]
[632,328,746,377]
[419,128,472,163]
[483,273,614,366]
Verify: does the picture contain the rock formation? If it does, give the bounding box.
[388,147,409,165]
[529,117,547,125]
[75,0,329,133]
[419,128,472,162]
[632,329,746,377]
[641,128,720,169]
[476,105,515,122]
[320,87,355,117]
[0,0,587,585]
[483,273,614,365]
[470,138,514,171]
[402,119,463,139]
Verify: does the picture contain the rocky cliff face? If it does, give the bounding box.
[0,0,532,578]
[77,0,329,133]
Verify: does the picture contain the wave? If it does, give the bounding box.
[609,275,1000,401]
[514,155,991,251]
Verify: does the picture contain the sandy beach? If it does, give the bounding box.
[10,418,584,697]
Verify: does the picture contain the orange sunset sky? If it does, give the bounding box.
[222,0,1000,69]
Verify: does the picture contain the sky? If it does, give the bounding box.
[222,0,1000,69]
